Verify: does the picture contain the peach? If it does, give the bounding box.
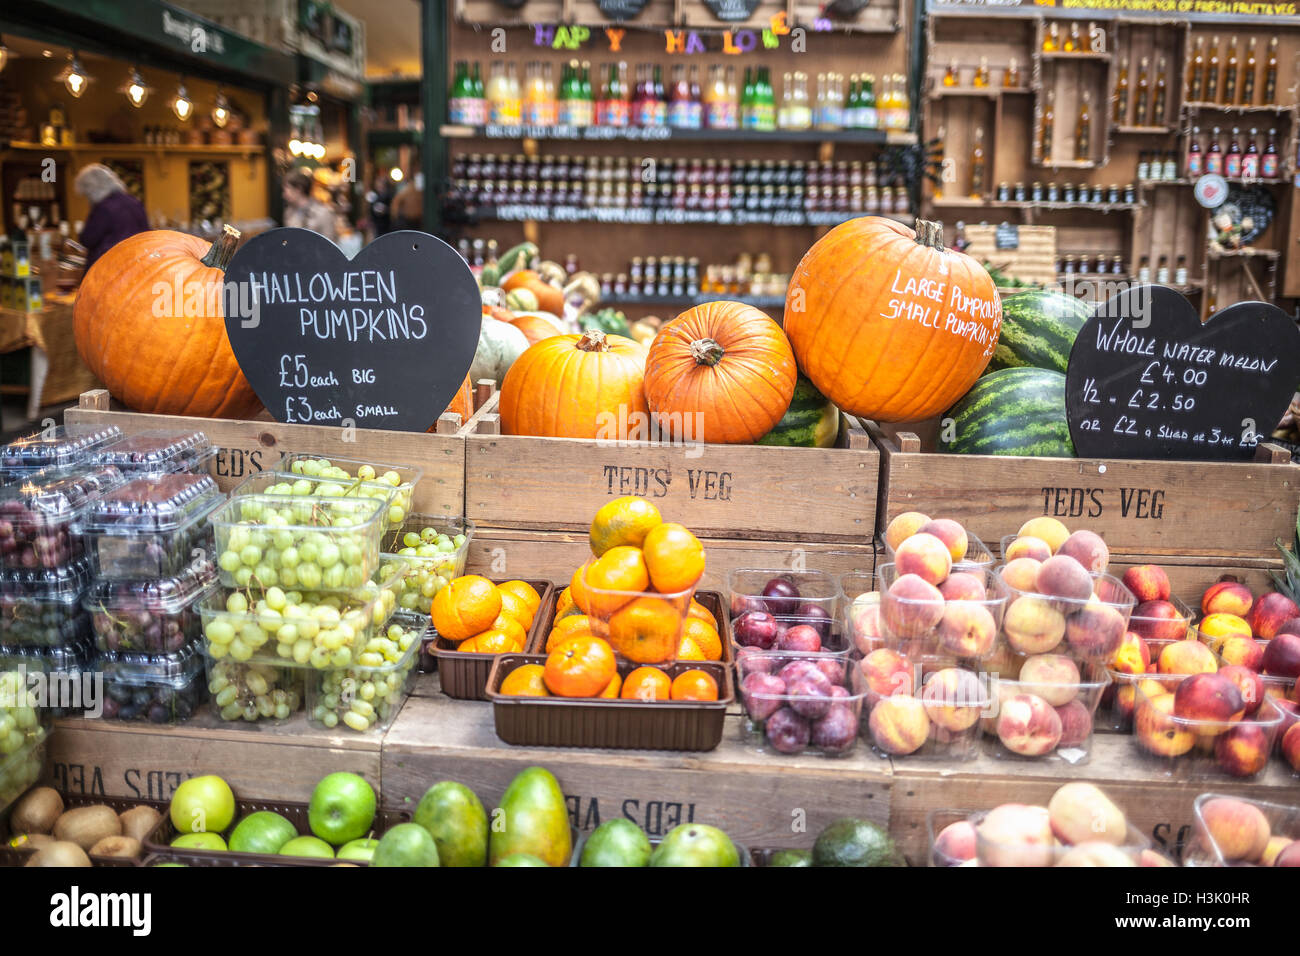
[1217,665,1265,716]
[1135,691,1195,757]
[1173,672,1245,724]
[1139,848,1178,867]
[894,533,952,587]
[1019,653,1081,706]
[1248,592,1300,640]
[933,820,977,865]
[984,640,1024,681]
[1017,517,1070,554]
[1215,721,1271,777]
[1109,632,1150,675]
[1065,600,1126,658]
[1121,565,1170,604]
[939,571,986,602]
[1036,555,1094,603]
[977,803,1055,867]
[996,692,1063,756]
[1202,579,1255,618]
[1003,596,1066,655]
[1000,557,1042,592]
[1157,639,1218,676]
[921,667,986,732]
[1129,600,1188,643]
[1056,843,1136,867]
[882,574,945,638]
[1056,699,1094,748]
[919,518,969,563]
[1199,612,1253,649]
[867,695,930,755]
[884,510,931,551]
[847,591,883,655]
[1048,782,1127,846]
[1282,721,1300,772]
[1005,535,1051,563]
[1276,842,1300,866]
[1114,683,1139,722]
[1199,797,1270,862]
[1057,530,1109,574]
[1261,835,1295,866]
[937,601,998,658]
[860,647,914,703]
[1217,635,1265,672]
[1262,632,1300,679]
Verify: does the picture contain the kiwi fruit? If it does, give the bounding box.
[52,805,122,851]
[9,833,54,851]
[26,841,91,867]
[90,835,142,859]
[11,787,63,835]
[119,805,163,843]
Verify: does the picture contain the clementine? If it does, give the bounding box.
[621,666,672,701]
[479,613,527,648]
[554,586,575,619]
[585,546,650,618]
[497,590,534,630]
[569,561,595,615]
[641,522,705,594]
[547,614,595,652]
[501,663,549,696]
[469,630,523,654]
[681,617,722,661]
[589,496,662,556]
[671,669,719,701]
[544,636,617,698]
[600,672,623,698]
[607,596,683,664]
[499,580,542,616]
[677,637,706,660]
[688,599,717,630]
[432,576,502,641]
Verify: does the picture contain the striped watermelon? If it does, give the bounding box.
[756,375,840,448]
[940,368,1074,457]
[988,290,1092,374]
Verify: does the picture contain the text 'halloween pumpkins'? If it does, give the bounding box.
[783,217,1001,423]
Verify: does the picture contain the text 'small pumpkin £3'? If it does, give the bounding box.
[783,218,1002,423]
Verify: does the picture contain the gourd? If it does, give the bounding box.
[470,316,530,385]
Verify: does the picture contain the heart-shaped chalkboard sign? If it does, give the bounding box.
[704,0,762,21]
[1065,284,1300,461]
[224,228,481,433]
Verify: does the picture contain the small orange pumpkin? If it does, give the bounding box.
[510,313,565,345]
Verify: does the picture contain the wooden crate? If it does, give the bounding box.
[870,422,1300,561]
[65,389,468,519]
[464,389,878,543]
[1109,556,1286,610]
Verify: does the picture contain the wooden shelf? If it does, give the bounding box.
[1209,246,1282,260]
[1114,125,1177,134]
[1040,51,1112,61]
[5,140,264,156]
[992,200,1141,213]
[1036,159,1101,169]
[929,87,999,98]
[928,196,989,207]
[1182,102,1299,115]
[440,124,919,146]
[606,292,788,309]
[468,204,899,228]
[1140,176,1290,187]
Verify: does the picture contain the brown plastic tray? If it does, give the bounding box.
[433,579,554,701]
[487,654,733,751]
[0,791,168,867]
[538,588,733,662]
[143,798,411,867]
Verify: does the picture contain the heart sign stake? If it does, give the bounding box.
[223,229,481,432]
[1065,284,1300,461]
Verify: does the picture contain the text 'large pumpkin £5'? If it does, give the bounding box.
[783,217,1002,423]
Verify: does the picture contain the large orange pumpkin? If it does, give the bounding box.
[73,226,263,418]
[499,329,649,438]
[643,301,797,444]
[783,217,1001,423]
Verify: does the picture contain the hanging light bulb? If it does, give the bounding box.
[171,80,193,122]
[0,35,11,74]
[56,52,91,98]
[211,88,230,129]
[289,139,303,156]
[390,168,404,183]
[120,67,151,108]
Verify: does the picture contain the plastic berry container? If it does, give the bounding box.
[0,637,92,718]
[1097,635,1223,732]
[210,493,386,592]
[973,808,1152,867]
[84,560,217,653]
[0,464,126,570]
[875,561,1009,663]
[82,473,223,580]
[882,530,995,572]
[0,425,124,483]
[203,653,305,724]
[91,429,214,476]
[231,470,401,533]
[982,669,1110,764]
[866,661,992,761]
[305,611,424,734]
[994,567,1137,664]
[727,568,849,657]
[927,809,980,867]
[95,641,205,723]
[277,453,423,533]
[0,728,47,816]
[737,651,868,757]
[0,557,93,647]
[381,514,474,617]
[1187,793,1300,867]
[838,572,882,657]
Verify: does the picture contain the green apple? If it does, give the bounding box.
[279,835,335,858]
[337,838,380,862]
[169,775,236,835]
[170,832,227,851]
[228,811,297,855]
[371,823,439,867]
[308,772,376,846]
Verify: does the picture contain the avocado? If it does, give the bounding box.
[767,848,813,867]
[579,819,652,867]
[414,781,488,867]
[488,766,572,867]
[648,824,740,867]
[495,853,549,866]
[371,823,440,867]
[812,819,901,867]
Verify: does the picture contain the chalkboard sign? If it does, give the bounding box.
[223,228,481,433]
[704,0,761,21]
[995,223,1020,250]
[1065,285,1300,461]
[598,0,650,18]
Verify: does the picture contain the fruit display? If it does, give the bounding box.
[986,289,1090,374]
[938,367,1074,457]
[433,575,540,655]
[205,657,304,723]
[96,641,204,723]
[85,560,216,653]
[0,466,126,570]
[0,425,123,482]
[90,429,214,476]
[232,472,401,534]
[982,667,1110,762]
[573,819,744,867]
[728,569,845,655]
[864,656,991,760]
[4,789,164,865]
[1100,632,1222,732]
[381,516,473,617]
[1187,794,1300,867]
[881,511,995,570]
[875,563,1008,662]
[306,613,424,733]
[0,559,93,648]
[280,454,424,533]
[738,651,867,756]
[81,473,222,580]
[1196,576,1300,652]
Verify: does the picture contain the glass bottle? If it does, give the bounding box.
[1242,128,1260,179]
[777,71,793,128]
[1206,36,1221,103]
[1174,255,1187,285]
[969,125,987,198]
[1075,90,1092,161]
[1114,59,1130,125]
[1156,255,1170,284]
[1262,128,1279,178]
[1242,37,1257,105]
[933,125,947,199]
[1264,37,1278,104]
[862,74,879,130]
[1044,23,1060,53]
[741,67,756,129]
[1154,57,1167,124]
[1138,151,1151,181]
[1188,37,1206,102]
[1162,150,1176,181]
[1137,255,1151,283]
[1134,56,1150,126]
[669,64,692,128]
[1065,23,1081,53]
[943,58,958,88]
[760,67,777,132]
[706,66,736,130]
[974,57,990,88]
[789,72,812,130]
[844,73,860,129]
[556,61,574,125]
[471,62,486,123]
[652,65,667,126]
[1004,57,1020,88]
[1041,89,1055,158]
[1186,126,1203,177]
[1206,126,1223,175]
[1225,126,1243,178]
[449,61,472,125]
[1223,38,1239,104]
[688,65,703,129]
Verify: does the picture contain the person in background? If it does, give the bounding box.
[390,172,424,231]
[74,163,149,271]
[282,169,338,241]
[364,170,394,239]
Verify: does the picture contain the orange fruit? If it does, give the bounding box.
[621,666,672,701]
[501,663,549,696]
[432,576,502,641]
[584,547,650,618]
[547,615,594,652]
[681,617,722,661]
[688,599,717,630]
[589,496,662,556]
[497,590,534,630]
[671,669,718,701]
[499,580,541,616]
[471,613,526,647]
[676,637,706,661]
[468,630,523,654]
[641,522,705,594]
[607,596,683,664]
[544,636,617,698]
[569,561,595,615]
[457,636,479,652]
[600,672,623,698]
[554,586,575,620]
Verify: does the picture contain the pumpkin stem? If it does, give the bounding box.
[576,328,609,352]
[913,218,946,251]
[201,224,242,271]
[689,337,725,367]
